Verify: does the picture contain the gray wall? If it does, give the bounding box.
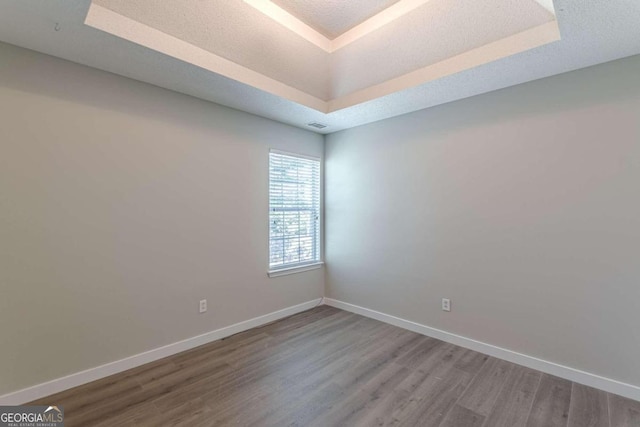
[326,55,640,387]
[0,42,324,395]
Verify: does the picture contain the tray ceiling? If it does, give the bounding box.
[0,0,639,133]
[85,0,559,111]
[271,0,402,40]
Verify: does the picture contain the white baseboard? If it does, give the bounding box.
[0,298,323,405]
[324,298,640,402]
[4,296,637,405]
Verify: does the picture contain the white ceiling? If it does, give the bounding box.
[328,0,554,98]
[271,0,401,39]
[87,0,555,107]
[0,1,639,134]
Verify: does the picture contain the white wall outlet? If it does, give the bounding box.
[199,299,207,314]
[442,298,451,312]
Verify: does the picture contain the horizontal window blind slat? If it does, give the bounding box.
[269,151,321,270]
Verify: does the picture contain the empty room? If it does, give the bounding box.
[1,0,639,426]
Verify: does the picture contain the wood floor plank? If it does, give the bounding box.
[28,372,143,414]
[381,345,474,426]
[27,307,636,427]
[196,318,380,423]
[169,330,270,366]
[146,398,213,427]
[567,383,610,427]
[334,330,422,389]
[236,322,409,426]
[218,316,388,399]
[92,401,158,427]
[307,362,411,427]
[240,319,416,425]
[395,336,445,370]
[61,386,173,426]
[396,366,474,427]
[140,353,230,393]
[439,404,486,427]
[457,357,515,416]
[526,374,572,427]
[267,309,356,347]
[453,350,490,375]
[483,364,541,427]
[609,394,640,427]
[255,304,341,337]
[239,363,347,427]
[355,344,473,426]
[280,382,347,427]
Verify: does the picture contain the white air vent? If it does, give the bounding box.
[307,122,327,129]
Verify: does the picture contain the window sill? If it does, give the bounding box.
[268,262,324,278]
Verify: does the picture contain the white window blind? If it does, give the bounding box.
[269,151,321,270]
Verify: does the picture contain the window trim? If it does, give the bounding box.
[267,262,324,278]
[267,149,323,276]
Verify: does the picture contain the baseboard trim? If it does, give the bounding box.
[324,298,640,402]
[0,298,323,405]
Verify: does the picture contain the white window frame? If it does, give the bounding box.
[268,149,323,277]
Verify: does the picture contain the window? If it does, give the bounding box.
[269,150,321,272]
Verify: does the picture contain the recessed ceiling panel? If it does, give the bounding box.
[0,0,639,133]
[271,0,401,39]
[91,0,332,101]
[87,0,559,113]
[331,0,556,98]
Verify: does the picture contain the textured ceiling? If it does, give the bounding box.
[271,0,401,39]
[92,0,332,100]
[0,1,639,134]
[85,0,558,111]
[330,0,554,98]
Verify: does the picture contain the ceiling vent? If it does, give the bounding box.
[307,122,328,129]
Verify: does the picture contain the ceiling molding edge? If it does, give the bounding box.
[242,0,332,51]
[84,2,560,115]
[84,3,328,112]
[244,0,433,53]
[331,0,433,51]
[532,0,556,14]
[328,20,561,112]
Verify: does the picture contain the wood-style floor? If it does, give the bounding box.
[31,306,640,426]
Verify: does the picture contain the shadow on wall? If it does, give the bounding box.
[340,53,640,141]
[0,41,286,139]
[2,40,640,137]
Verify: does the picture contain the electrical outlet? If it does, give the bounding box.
[199,299,207,314]
[442,298,451,312]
